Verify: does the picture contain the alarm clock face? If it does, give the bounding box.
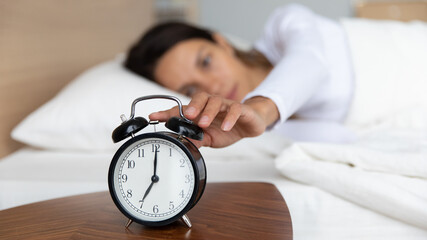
[109,133,199,225]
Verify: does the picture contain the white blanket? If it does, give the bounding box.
[276,19,427,230]
[276,129,427,229]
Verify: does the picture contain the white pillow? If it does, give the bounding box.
[12,55,191,151]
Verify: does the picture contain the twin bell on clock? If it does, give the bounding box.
[108,95,207,228]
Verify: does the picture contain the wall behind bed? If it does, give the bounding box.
[199,0,427,43]
[0,0,154,157]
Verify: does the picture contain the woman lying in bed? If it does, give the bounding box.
[124,4,424,148]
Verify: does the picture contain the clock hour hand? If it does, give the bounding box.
[140,174,160,205]
[141,181,154,204]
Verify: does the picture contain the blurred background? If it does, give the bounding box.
[155,0,427,42]
[0,0,426,157]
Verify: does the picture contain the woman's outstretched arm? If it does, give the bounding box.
[149,92,279,148]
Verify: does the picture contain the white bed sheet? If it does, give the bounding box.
[1,135,426,240]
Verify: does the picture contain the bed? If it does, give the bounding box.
[1,1,427,239]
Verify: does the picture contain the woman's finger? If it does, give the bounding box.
[221,102,242,131]
[149,106,180,122]
[197,95,223,128]
[184,92,209,119]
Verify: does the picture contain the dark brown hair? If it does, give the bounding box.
[124,22,271,81]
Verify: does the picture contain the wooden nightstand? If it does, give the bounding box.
[0,182,292,239]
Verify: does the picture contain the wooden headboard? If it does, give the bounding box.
[0,0,154,157]
[356,1,427,21]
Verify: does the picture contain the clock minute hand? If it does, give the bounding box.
[141,149,160,204]
[153,147,158,176]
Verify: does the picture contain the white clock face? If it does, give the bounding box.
[112,137,195,222]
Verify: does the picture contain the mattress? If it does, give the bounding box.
[1,136,426,240]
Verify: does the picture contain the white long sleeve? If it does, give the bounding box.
[244,4,354,128]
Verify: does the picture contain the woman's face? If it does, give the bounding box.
[154,35,255,102]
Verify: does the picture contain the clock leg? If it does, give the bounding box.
[125,219,133,228]
[181,214,192,228]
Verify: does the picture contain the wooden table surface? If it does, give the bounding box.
[0,182,292,240]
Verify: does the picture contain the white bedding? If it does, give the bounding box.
[1,132,427,239]
[276,129,427,230]
[341,19,427,128]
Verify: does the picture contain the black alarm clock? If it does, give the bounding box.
[108,95,206,228]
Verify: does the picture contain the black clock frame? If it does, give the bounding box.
[108,132,206,227]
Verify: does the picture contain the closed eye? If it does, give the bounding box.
[201,55,211,68]
[196,46,211,69]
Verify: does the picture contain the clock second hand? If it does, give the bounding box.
[140,147,160,206]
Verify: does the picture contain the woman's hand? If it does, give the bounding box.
[149,92,279,148]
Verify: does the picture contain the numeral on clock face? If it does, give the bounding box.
[128,160,135,169]
[121,174,128,182]
[152,144,160,152]
[138,149,144,157]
